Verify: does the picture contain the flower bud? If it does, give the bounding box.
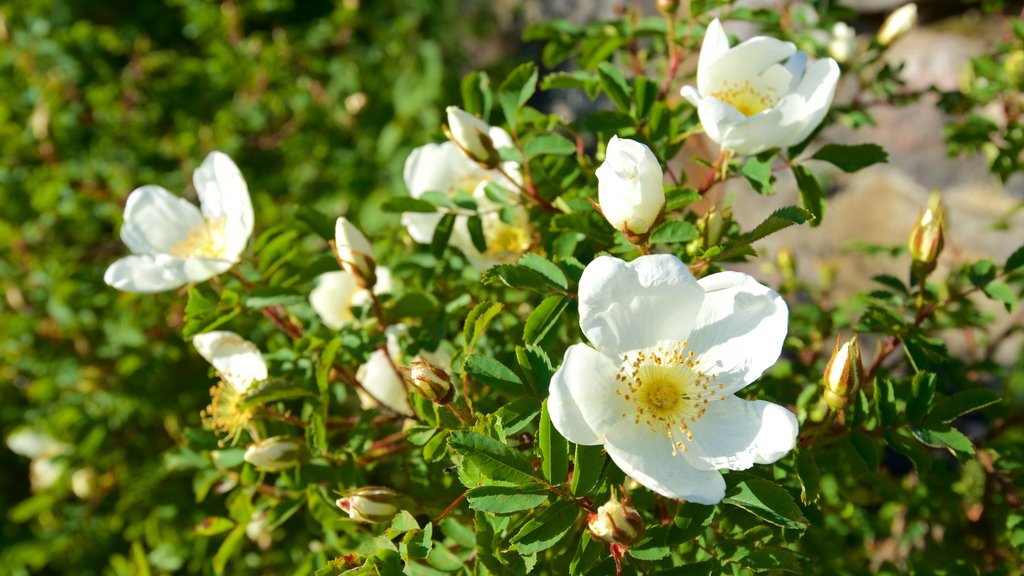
[336,486,401,523]
[407,355,454,405]
[656,0,679,14]
[828,22,856,64]
[699,205,728,248]
[71,467,98,500]
[334,217,376,289]
[823,335,864,410]
[243,436,306,472]
[445,106,499,168]
[596,136,666,238]
[587,491,645,546]
[877,3,917,47]
[908,192,944,265]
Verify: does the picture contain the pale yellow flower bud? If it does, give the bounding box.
[823,335,864,410]
[336,486,401,523]
[908,192,944,265]
[445,106,499,168]
[828,23,856,64]
[407,355,453,404]
[243,436,306,472]
[877,3,917,47]
[333,217,376,289]
[587,491,645,546]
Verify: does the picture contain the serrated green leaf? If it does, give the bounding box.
[930,388,1001,422]
[523,134,576,159]
[719,206,813,260]
[906,372,936,422]
[744,547,802,573]
[570,444,606,496]
[883,428,931,474]
[240,379,317,408]
[516,345,555,396]
[524,295,569,346]
[518,253,569,290]
[874,378,899,426]
[792,165,825,227]
[982,281,1016,311]
[540,399,569,484]
[464,300,503,352]
[430,213,455,258]
[811,143,888,172]
[597,62,632,113]
[650,220,699,244]
[449,431,537,486]
[464,355,523,394]
[509,500,579,554]
[494,398,542,436]
[724,475,808,530]
[740,155,774,194]
[390,510,420,533]
[1005,243,1024,272]
[912,425,975,456]
[466,483,550,514]
[795,449,820,505]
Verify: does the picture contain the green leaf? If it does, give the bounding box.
[448,431,536,486]
[969,259,997,287]
[523,295,569,346]
[294,206,336,240]
[795,449,820,505]
[482,261,567,293]
[463,355,523,394]
[466,483,550,514]
[381,197,436,214]
[523,134,576,159]
[516,345,555,396]
[570,444,606,496]
[740,154,774,194]
[461,70,492,117]
[744,547,802,573]
[244,287,305,309]
[499,62,538,122]
[212,524,247,575]
[906,372,936,422]
[911,425,975,456]
[633,75,657,121]
[540,399,569,484]
[874,378,899,426]
[493,398,542,436]
[982,281,1016,311]
[390,511,420,533]
[930,388,1001,423]
[650,220,699,244]
[1005,243,1024,272]
[430,213,455,258]
[719,206,813,259]
[464,301,503,352]
[811,143,889,173]
[883,429,931,474]
[509,500,580,554]
[597,62,632,113]
[517,254,569,290]
[792,165,825,227]
[467,214,487,253]
[848,433,880,473]
[240,379,317,408]
[195,516,236,537]
[724,475,809,530]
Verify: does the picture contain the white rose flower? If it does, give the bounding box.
[104,151,254,292]
[828,22,856,64]
[193,330,268,394]
[309,267,392,331]
[877,3,917,47]
[402,137,529,271]
[681,19,840,155]
[547,254,797,504]
[596,136,666,235]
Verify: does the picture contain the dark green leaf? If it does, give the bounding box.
[795,449,820,505]
[294,206,336,240]
[792,165,825,226]
[499,62,538,122]
[744,547,802,573]
[597,62,632,113]
[540,399,569,484]
[509,500,579,554]
[811,143,889,173]
[571,444,606,496]
[516,345,555,396]
[518,254,569,290]
[906,372,936,422]
[1005,243,1024,273]
[430,213,455,258]
[381,197,437,214]
[493,398,542,436]
[466,484,549,514]
[523,295,569,346]
[524,134,576,159]
[650,220,699,244]
[883,429,931,474]
[911,425,975,456]
[240,379,317,408]
[449,431,536,486]
[463,300,503,352]
[874,378,899,426]
[724,475,809,530]
[464,355,523,394]
[982,281,1016,311]
[467,214,487,253]
[930,388,1001,423]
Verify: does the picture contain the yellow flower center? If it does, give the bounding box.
[486,219,531,256]
[711,81,775,117]
[615,342,724,455]
[169,217,229,259]
[201,379,253,445]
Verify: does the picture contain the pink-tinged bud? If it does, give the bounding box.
[243,436,306,472]
[333,217,376,288]
[908,192,944,265]
[445,106,500,168]
[587,491,645,546]
[823,335,865,410]
[336,486,401,523]
[407,355,454,405]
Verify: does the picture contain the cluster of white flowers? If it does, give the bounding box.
[97,17,840,504]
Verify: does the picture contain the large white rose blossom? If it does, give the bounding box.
[596,136,666,236]
[104,151,254,292]
[681,19,840,155]
[309,267,392,331]
[547,255,798,504]
[402,131,531,271]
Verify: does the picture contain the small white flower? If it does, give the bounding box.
[104,151,254,293]
[357,325,449,417]
[7,428,70,493]
[193,331,268,394]
[877,3,917,47]
[446,106,501,165]
[596,136,666,235]
[547,255,797,504]
[681,19,840,155]
[309,267,392,331]
[402,137,529,271]
[828,22,856,64]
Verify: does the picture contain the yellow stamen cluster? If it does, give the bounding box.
[614,342,723,456]
[711,81,776,117]
[169,217,229,259]
[200,379,252,445]
[486,218,531,256]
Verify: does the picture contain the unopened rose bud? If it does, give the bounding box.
[877,3,917,47]
[587,491,645,546]
[828,22,856,64]
[656,0,679,14]
[596,136,666,238]
[333,217,376,288]
[908,192,944,265]
[823,334,864,410]
[336,486,401,523]
[445,106,499,168]
[243,436,306,472]
[71,467,97,500]
[407,355,453,404]
[699,205,727,248]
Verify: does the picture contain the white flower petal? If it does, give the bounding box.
[310,271,361,330]
[687,272,788,393]
[705,37,797,94]
[604,420,726,504]
[402,142,463,198]
[120,185,203,254]
[401,212,445,244]
[193,151,254,258]
[788,58,840,145]
[193,331,268,392]
[548,344,626,445]
[696,19,731,92]
[6,429,69,459]
[719,107,795,155]
[684,397,798,471]
[103,255,194,293]
[357,349,413,416]
[579,255,704,357]
[695,96,747,145]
